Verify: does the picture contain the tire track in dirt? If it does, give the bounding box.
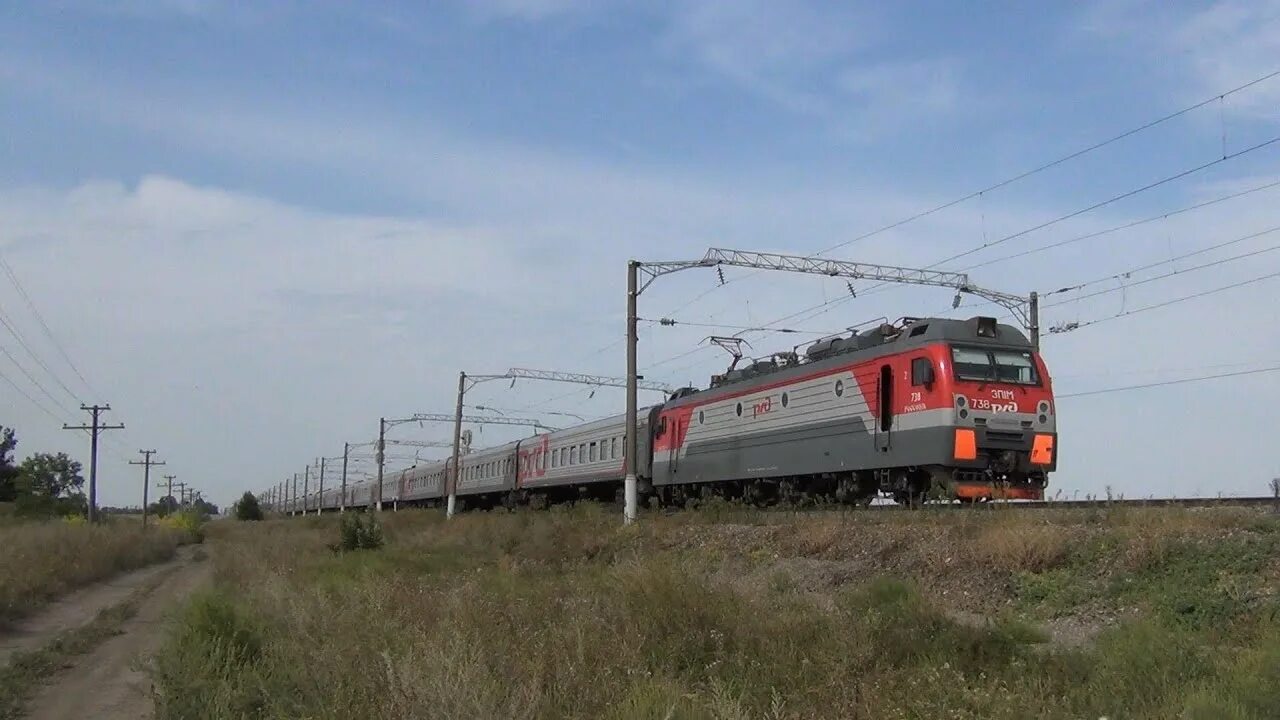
[2,546,211,720]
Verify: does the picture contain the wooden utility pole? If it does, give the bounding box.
[128,450,164,528]
[303,464,310,515]
[63,404,125,523]
[160,474,177,515]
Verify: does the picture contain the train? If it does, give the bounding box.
[280,314,1057,513]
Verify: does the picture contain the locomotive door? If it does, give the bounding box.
[875,364,893,452]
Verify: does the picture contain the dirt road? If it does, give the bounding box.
[4,546,210,720]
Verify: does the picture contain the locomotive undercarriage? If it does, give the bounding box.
[645,465,1046,509]
[381,464,1046,514]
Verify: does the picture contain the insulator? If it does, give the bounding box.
[717,267,726,285]
[846,281,856,297]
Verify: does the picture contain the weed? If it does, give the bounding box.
[0,520,188,624]
[152,506,1280,720]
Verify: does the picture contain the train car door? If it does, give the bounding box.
[875,364,893,451]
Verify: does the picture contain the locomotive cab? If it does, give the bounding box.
[929,317,1056,500]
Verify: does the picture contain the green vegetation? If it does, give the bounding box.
[153,505,1280,719]
[232,491,264,521]
[336,512,383,551]
[0,425,86,519]
[0,520,191,625]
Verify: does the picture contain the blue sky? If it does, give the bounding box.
[1,0,1278,506]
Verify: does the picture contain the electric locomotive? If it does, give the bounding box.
[650,315,1055,505]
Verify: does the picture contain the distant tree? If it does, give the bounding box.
[234,492,264,521]
[15,452,86,517]
[191,496,219,518]
[0,426,17,502]
[148,495,181,517]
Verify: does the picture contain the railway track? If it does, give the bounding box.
[859,496,1280,511]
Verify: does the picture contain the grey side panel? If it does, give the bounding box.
[654,422,1054,485]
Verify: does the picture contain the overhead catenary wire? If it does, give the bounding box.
[927,134,1280,270]
[961,177,1280,273]
[652,68,1280,320]
[1041,234,1280,307]
[814,69,1280,259]
[732,176,1280,330]
[1058,365,1280,399]
[1049,269,1280,335]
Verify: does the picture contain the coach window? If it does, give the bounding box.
[570,446,578,465]
[611,437,618,459]
[590,442,598,462]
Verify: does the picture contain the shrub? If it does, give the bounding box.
[233,492,264,521]
[338,513,384,552]
[158,510,205,543]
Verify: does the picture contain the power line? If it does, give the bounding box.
[815,69,1280,259]
[0,342,75,416]
[911,224,1280,320]
[1042,233,1280,307]
[1058,365,1280,399]
[929,134,1280,269]
[0,366,64,423]
[652,68,1280,318]
[1052,360,1274,381]
[0,303,81,403]
[0,252,98,397]
[1049,269,1280,335]
[961,177,1280,273]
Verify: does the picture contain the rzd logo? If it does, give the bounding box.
[752,397,773,418]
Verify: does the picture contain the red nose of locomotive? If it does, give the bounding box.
[941,319,1056,500]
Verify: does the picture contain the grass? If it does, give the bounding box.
[0,518,192,625]
[152,505,1280,719]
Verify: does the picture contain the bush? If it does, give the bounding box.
[338,513,384,552]
[233,492,263,522]
[159,510,205,543]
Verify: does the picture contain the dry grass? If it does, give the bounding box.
[0,519,189,625]
[154,506,1280,719]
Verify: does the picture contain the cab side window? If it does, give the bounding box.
[911,357,935,386]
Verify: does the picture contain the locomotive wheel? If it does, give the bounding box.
[892,491,927,507]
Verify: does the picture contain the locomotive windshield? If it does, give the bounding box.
[951,346,1040,385]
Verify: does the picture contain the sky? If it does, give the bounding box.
[1,0,1278,508]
